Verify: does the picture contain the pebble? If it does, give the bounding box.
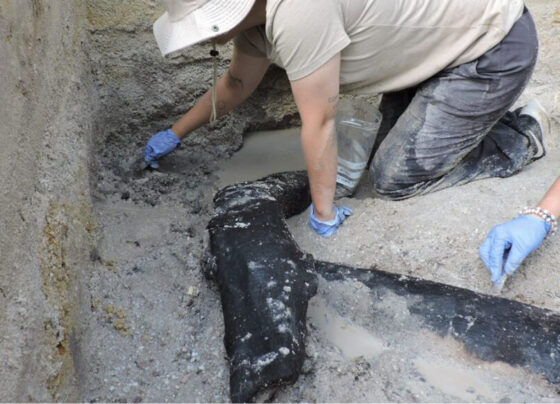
[187,286,200,297]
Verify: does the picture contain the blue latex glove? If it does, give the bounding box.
[143,129,181,169]
[309,203,353,237]
[479,215,550,290]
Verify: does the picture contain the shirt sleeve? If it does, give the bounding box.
[267,0,351,81]
[234,26,268,57]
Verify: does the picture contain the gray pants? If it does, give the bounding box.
[370,8,540,200]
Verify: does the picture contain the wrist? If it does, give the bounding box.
[170,125,186,140]
[166,128,181,144]
[537,202,560,220]
[311,203,336,222]
[520,206,556,235]
[313,206,335,222]
[525,213,551,233]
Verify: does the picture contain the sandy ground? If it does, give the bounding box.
[273,278,558,403]
[83,0,560,402]
[289,0,560,310]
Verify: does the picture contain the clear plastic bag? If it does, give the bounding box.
[335,98,382,198]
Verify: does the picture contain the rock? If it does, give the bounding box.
[187,286,200,297]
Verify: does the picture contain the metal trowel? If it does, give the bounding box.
[492,247,512,293]
[131,156,151,178]
[493,273,507,293]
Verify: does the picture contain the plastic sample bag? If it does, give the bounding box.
[335,98,381,198]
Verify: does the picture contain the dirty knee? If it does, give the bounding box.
[369,156,415,200]
[369,157,398,198]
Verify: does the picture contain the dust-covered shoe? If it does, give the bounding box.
[519,99,549,161]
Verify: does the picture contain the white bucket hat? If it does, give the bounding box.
[153,0,257,56]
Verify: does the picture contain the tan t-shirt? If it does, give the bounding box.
[235,0,524,94]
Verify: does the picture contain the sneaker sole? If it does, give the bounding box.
[520,99,549,160]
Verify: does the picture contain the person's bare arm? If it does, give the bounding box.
[537,176,560,217]
[171,47,270,139]
[290,54,341,221]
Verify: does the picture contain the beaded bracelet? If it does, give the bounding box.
[520,206,557,236]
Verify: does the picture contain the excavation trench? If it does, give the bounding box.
[87,101,560,403]
[3,0,560,402]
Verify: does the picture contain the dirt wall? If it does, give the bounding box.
[0,0,94,400]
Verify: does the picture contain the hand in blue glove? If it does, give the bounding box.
[143,128,181,169]
[309,203,353,237]
[479,215,550,290]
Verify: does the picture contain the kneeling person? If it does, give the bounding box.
[144,0,542,237]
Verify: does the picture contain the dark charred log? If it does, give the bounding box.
[317,261,560,385]
[207,172,316,402]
